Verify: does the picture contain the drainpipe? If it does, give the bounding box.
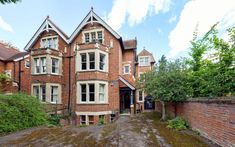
[18,60,21,91]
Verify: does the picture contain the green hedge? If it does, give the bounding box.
[0,93,48,134]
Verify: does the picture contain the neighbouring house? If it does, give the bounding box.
[0,8,155,125]
[0,41,29,93]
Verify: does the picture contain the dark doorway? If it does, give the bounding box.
[144,95,155,110]
[120,89,131,113]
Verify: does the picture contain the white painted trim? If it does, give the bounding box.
[69,10,120,43]
[13,54,29,62]
[138,56,150,66]
[123,64,131,75]
[24,18,68,50]
[75,111,112,116]
[119,76,135,90]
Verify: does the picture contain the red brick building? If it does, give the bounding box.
[0,9,155,125]
[0,41,29,93]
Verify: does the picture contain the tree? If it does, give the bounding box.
[140,56,192,120]
[188,24,235,97]
[0,0,20,4]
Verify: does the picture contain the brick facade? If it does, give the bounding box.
[0,9,155,125]
[155,99,235,147]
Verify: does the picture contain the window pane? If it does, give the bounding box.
[51,86,58,103]
[99,84,105,102]
[41,57,46,73]
[53,38,58,49]
[81,54,87,70]
[139,91,143,101]
[97,31,103,43]
[81,84,86,102]
[85,33,90,43]
[48,38,52,48]
[80,115,86,125]
[91,32,96,42]
[33,86,39,98]
[41,85,46,102]
[52,58,59,74]
[89,53,95,69]
[42,39,47,48]
[124,65,129,73]
[88,115,94,125]
[89,84,95,102]
[34,58,40,73]
[99,54,105,70]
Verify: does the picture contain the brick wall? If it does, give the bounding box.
[155,98,235,147]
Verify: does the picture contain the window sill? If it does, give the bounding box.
[32,73,62,76]
[78,70,108,73]
[77,102,108,105]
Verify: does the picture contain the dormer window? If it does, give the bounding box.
[83,30,103,44]
[139,56,150,66]
[41,36,58,50]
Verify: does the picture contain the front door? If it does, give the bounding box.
[120,90,131,113]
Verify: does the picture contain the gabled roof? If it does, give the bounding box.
[69,8,121,43]
[138,49,155,63]
[24,16,69,51]
[0,42,20,61]
[119,76,135,90]
[123,39,137,50]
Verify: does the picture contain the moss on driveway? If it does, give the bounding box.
[0,112,218,147]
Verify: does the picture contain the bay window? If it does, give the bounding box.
[78,50,107,72]
[78,81,108,104]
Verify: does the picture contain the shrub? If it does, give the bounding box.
[0,93,48,134]
[167,117,189,131]
[98,117,105,125]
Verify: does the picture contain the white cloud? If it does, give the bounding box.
[0,16,13,32]
[168,15,177,24]
[168,0,235,58]
[157,27,162,33]
[107,0,172,31]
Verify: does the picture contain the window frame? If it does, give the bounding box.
[82,29,104,44]
[77,49,108,72]
[123,64,131,74]
[138,90,144,102]
[139,56,150,66]
[51,58,59,74]
[40,36,59,50]
[77,81,108,104]
[50,85,59,103]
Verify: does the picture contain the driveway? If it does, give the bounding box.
[0,112,218,147]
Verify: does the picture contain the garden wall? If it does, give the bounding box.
[155,97,235,147]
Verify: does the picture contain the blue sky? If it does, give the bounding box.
[0,0,235,61]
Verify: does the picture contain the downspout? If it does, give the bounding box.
[18,60,21,91]
[13,62,15,81]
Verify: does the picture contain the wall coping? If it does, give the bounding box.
[186,97,235,104]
